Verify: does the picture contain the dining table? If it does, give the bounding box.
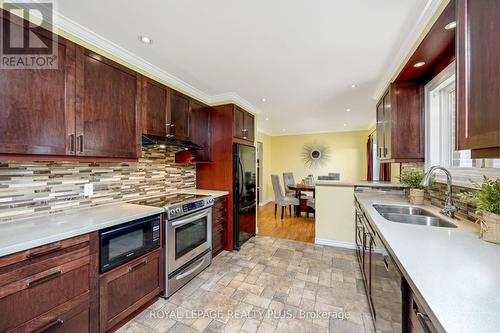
[287,183,315,216]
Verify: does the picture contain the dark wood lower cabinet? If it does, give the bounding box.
[212,195,228,257]
[98,248,162,333]
[0,234,98,333]
[408,288,438,333]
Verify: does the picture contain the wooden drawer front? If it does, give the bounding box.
[99,249,161,332]
[8,292,89,333]
[0,257,90,332]
[0,234,90,270]
[213,196,228,217]
[212,224,226,255]
[0,245,89,289]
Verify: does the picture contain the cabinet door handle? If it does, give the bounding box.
[166,123,172,137]
[129,259,147,272]
[242,129,248,139]
[27,270,62,288]
[77,135,84,153]
[27,242,62,259]
[69,134,76,154]
[171,124,176,137]
[34,318,64,333]
[414,308,433,333]
[384,147,388,156]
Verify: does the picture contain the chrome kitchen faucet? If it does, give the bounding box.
[420,165,456,218]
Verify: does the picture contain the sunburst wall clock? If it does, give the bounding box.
[301,142,330,168]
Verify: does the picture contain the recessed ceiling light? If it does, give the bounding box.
[261,98,266,102]
[351,84,356,88]
[445,21,456,30]
[413,61,426,68]
[346,108,351,112]
[343,123,347,127]
[265,117,269,121]
[282,128,286,132]
[139,35,153,44]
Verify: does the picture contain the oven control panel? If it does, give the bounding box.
[167,197,214,220]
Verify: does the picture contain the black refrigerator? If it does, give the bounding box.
[233,143,257,250]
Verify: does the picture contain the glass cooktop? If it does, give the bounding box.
[130,194,208,208]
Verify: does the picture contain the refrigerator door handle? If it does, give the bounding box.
[238,156,244,198]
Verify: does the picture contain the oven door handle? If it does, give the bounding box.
[171,210,210,227]
[175,256,207,280]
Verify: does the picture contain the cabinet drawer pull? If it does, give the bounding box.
[34,318,64,333]
[129,259,147,272]
[27,242,62,259]
[27,270,62,288]
[170,124,176,137]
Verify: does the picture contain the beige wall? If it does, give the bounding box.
[256,130,369,204]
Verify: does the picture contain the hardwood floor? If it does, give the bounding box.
[257,203,315,243]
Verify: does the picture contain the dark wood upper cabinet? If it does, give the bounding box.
[190,100,211,161]
[75,47,141,159]
[456,0,500,158]
[233,106,245,139]
[244,111,255,142]
[0,16,76,156]
[141,76,170,138]
[376,102,384,158]
[233,106,254,143]
[170,91,191,141]
[377,82,424,163]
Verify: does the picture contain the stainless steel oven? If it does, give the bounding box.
[167,207,212,273]
[129,193,214,297]
[99,214,161,273]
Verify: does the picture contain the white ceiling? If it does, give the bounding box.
[54,0,430,135]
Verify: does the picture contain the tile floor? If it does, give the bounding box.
[118,236,374,333]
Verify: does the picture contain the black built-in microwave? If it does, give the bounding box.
[99,215,160,273]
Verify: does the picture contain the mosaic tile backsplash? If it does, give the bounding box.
[0,146,195,222]
[399,162,480,223]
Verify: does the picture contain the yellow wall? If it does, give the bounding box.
[315,185,355,245]
[269,130,369,182]
[256,130,369,204]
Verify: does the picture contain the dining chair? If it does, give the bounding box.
[282,172,295,197]
[306,198,315,218]
[271,175,299,220]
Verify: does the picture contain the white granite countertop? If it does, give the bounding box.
[315,180,407,188]
[355,191,500,333]
[0,188,228,258]
[0,203,164,257]
[178,188,229,198]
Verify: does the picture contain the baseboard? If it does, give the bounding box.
[314,238,383,253]
[314,238,356,250]
[259,200,273,206]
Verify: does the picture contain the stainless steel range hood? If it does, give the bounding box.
[142,134,203,150]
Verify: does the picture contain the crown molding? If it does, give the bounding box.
[28,4,260,114]
[372,0,448,100]
[209,92,261,114]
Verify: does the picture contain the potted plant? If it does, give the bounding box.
[461,176,500,245]
[399,171,428,205]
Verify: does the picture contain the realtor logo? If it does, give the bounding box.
[0,1,58,69]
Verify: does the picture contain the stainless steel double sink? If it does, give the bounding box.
[373,204,457,228]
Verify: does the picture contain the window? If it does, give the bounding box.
[425,62,500,186]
